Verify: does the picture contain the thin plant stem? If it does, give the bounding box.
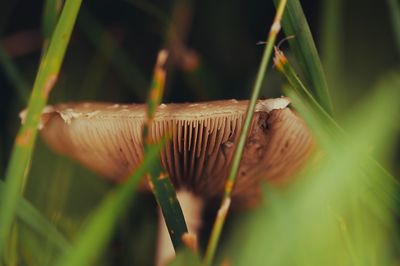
[0,0,83,254]
[203,1,288,265]
[387,0,400,56]
[143,50,188,250]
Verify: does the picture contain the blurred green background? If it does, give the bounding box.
[0,0,399,265]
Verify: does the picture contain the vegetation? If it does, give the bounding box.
[0,0,399,265]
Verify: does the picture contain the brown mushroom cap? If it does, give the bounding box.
[39,98,313,206]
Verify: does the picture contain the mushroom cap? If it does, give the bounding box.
[39,98,313,206]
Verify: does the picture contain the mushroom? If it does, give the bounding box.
[37,97,313,265]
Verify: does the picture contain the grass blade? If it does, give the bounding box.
[273,48,340,139]
[54,140,166,266]
[170,248,201,266]
[274,47,400,207]
[0,181,70,251]
[143,50,188,250]
[273,0,333,114]
[0,0,82,254]
[42,0,63,44]
[203,1,288,265]
[274,47,399,150]
[227,70,400,266]
[387,0,400,56]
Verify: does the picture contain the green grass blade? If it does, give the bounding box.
[0,0,82,254]
[78,9,147,100]
[0,44,29,103]
[320,0,343,89]
[54,140,165,266]
[170,248,201,266]
[387,0,400,55]
[275,51,400,215]
[274,49,340,139]
[274,0,333,114]
[42,0,63,42]
[228,72,400,266]
[147,158,188,249]
[143,50,188,250]
[203,1,288,265]
[286,74,400,216]
[0,181,70,251]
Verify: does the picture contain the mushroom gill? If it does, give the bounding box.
[39,98,313,206]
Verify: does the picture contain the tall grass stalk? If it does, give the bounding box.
[143,50,188,250]
[0,0,82,254]
[203,1,288,264]
[274,0,333,114]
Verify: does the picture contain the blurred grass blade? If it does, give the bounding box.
[274,48,340,140]
[55,140,166,266]
[229,72,400,266]
[148,165,188,249]
[273,0,333,114]
[204,1,288,264]
[78,9,147,100]
[275,48,400,193]
[0,44,29,103]
[320,0,343,89]
[42,0,63,44]
[286,73,400,210]
[144,50,188,250]
[170,248,201,266]
[387,0,400,56]
[0,181,70,251]
[0,0,82,254]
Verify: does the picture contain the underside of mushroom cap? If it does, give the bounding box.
[38,98,313,206]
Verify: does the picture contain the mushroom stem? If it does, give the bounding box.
[155,189,203,266]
